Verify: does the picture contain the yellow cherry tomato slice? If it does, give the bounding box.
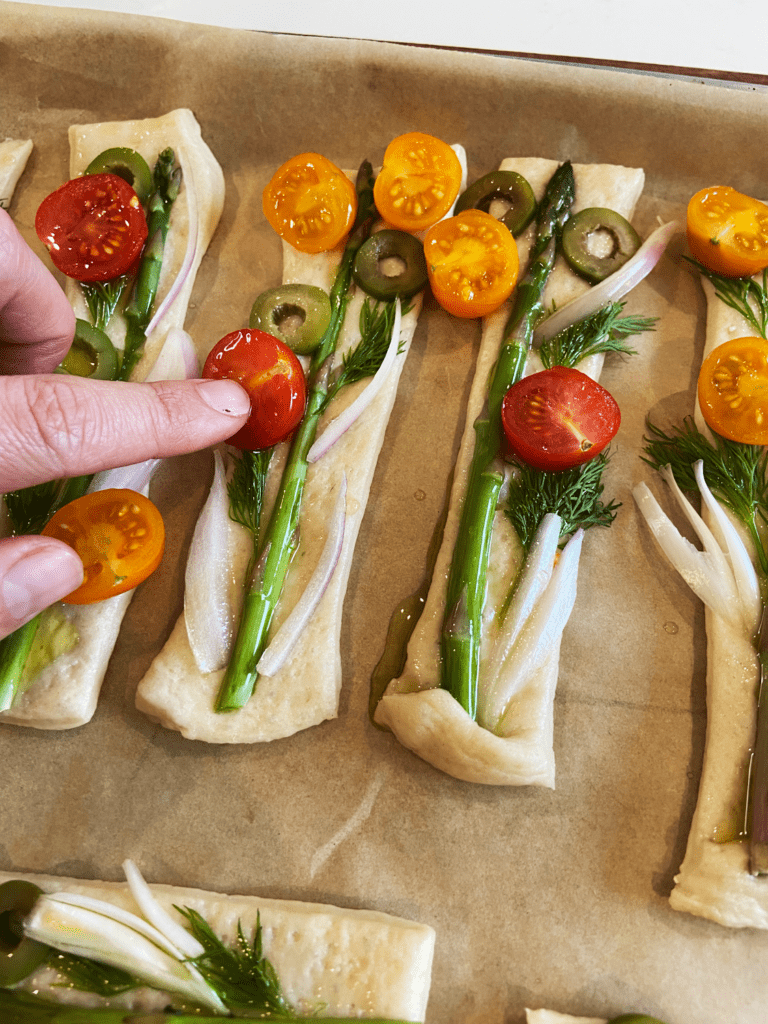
[687,186,768,278]
[424,209,519,318]
[698,336,768,444]
[41,489,165,604]
[374,132,462,232]
[262,152,357,254]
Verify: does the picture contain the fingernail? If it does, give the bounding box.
[2,545,84,623]
[196,379,251,417]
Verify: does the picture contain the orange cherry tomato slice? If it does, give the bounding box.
[501,366,621,472]
[687,186,768,279]
[424,209,519,318]
[697,336,768,444]
[374,132,463,233]
[41,489,165,604]
[203,329,307,450]
[35,173,148,283]
[262,153,357,254]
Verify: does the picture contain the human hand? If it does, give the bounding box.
[0,209,250,640]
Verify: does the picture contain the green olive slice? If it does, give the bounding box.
[352,229,428,302]
[454,170,536,237]
[562,207,641,283]
[608,1015,668,1024]
[0,880,49,985]
[85,147,153,204]
[59,319,119,380]
[249,283,332,356]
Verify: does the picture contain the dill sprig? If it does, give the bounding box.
[4,476,92,536]
[324,297,404,408]
[642,416,768,574]
[50,951,139,997]
[80,277,130,333]
[227,449,273,541]
[689,258,768,339]
[538,301,655,369]
[504,452,620,554]
[176,907,290,1017]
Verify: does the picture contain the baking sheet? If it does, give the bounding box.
[2,3,768,1021]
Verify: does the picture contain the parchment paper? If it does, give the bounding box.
[2,3,767,1021]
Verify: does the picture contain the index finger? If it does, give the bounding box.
[0,209,75,374]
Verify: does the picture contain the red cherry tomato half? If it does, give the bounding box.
[203,329,307,450]
[501,366,621,472]
[35,173,148,283]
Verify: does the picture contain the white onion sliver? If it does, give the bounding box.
[88,459,160,495]
[633,481,742,627]
[145,152,200,339]
[693,460,761,632]
[446,144,468,217]
[185,448,235,673]
[257,475,347,677]
[307,299,402,463]
[483,513,561,690]
[479,529,584,733]
[535,220,678,341]
[146,326,200,382]
[122,858,205,958]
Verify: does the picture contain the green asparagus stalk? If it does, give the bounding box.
[215,161,377,712]
[439,161,575,718]
[119,148,182,381]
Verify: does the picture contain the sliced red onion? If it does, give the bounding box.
[185,448,235,673]
[482,513,561,692]
[694,460,761,633]
[257,474,347,677]
[478,528,584,733]
[447,144,468,217]
[88,459,160,495]
[307,299,402,463]
[633,475,743,628]
[122,858,205,959]
[144,154,200,339]
[146,326,199,382]
[535,220,679,341]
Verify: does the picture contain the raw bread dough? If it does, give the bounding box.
[668,277,768,928]
[0,110,224,730]
[376,158,646,786]
[0,867,435,1020]
[0,137,32,209]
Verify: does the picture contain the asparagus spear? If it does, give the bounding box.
[215,162,377,713]
[440,161,575,718]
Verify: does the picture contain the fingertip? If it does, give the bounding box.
[0,537,84,638]
[194,378,252,418]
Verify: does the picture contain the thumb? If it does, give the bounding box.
[0,536,84,641]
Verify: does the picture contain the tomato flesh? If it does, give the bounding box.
[35,173,148,283]
[687,186,768,278]
[374,132,463,233]
[501,366,620,472]
[424,209,519,318]
[698,336,768,444]
[203,329,306,450]
[41,489,165,604]
[262,153,357,254]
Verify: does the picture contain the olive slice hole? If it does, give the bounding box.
[0,907,24,951]
[271,302,307,339]
[585,227,620,259]
[379,255,408,278]
[488,197,513,221]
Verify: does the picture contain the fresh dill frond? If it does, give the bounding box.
[689,258,768,339]
[227,449,273,540]
[50,950,140,997]
[80,276,130,333]
[504,452,620,554]
[326,298,406,407]
[4,475,91,536]
[642,416,768,574]
[176,907,290,1016]
[538,301,655,369]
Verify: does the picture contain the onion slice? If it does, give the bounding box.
[185,448,235,673]
[146,326,200,382]
[88,458,160,496]
[257,474,347,677]
[144,151,200,339]
[535,220,678,341]
[478,528,584,734]
[307,299,402,463]
[123,858,205,959]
